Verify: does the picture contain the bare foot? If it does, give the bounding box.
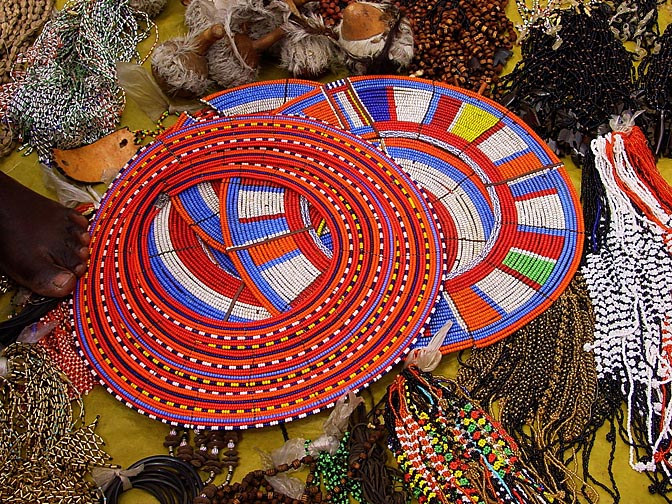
[0,172,90,297]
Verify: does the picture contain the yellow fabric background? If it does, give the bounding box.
[2,0,672,502]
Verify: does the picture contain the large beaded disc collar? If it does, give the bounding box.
[74,113,446,429]
[275,76,584,352]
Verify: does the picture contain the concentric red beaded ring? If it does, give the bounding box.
[74,114,446,429]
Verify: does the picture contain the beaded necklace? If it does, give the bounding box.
[385,365,555,504]
[498,3,637,164]
[0,342,113,503]
[500,0,672,166]
[583,123,672,497]
[456,273,604,502]
[0,0,153,162]
[0,0,55,156]
[398,0,515,95]
[637,24,672,157]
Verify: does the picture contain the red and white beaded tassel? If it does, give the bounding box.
[608,119,672,387]
[584,113,672,490]
[39,299,98,397]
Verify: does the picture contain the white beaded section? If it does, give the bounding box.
[152,202,271,321]
[197,182,220,217]
[515,193,566,229]
[218,97,289,117]
[397,156,488,271]
[333,90,367,129]
[477,124,530,163]
[238,186,286,219]
[260,253,323,304]
[476,268,537,313]
[584,132,672,474]
[392,87,433,124]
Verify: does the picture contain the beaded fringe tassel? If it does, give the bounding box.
[40,300,98,397]
[385,365,556,504]
[456,273,604,502]
[583,124,672,496]
[0,343,112,503]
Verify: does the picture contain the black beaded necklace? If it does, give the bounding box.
[497,3,637,164]
[637,23,672,156]
[496,3,638,256]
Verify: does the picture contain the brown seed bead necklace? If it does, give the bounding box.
[456,273,605,503]
[313,0,515,96]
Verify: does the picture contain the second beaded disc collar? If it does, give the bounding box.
[275,76,584,352]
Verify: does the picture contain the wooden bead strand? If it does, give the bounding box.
[397,0,516,96]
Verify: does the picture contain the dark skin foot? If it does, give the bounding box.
[0,171,90,298]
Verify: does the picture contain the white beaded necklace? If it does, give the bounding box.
[583,123,672,476]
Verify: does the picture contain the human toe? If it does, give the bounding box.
[68,211,90,228]
[30,267,77,298]
[76,245,90,261]
[72,262,87,277]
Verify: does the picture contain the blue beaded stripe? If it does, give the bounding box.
[225,179,292,246]
[427,294,469,345]
[471,284,509,318]
[203,79,320,116]
[147,206,239,321]
[206,245,241,279]
[176,183,224,244]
